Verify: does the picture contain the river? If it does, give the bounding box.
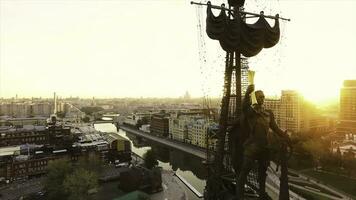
[94,123,207,200]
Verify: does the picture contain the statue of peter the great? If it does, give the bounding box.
[236,84,290,200]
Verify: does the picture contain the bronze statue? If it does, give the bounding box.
[236,84,290,200]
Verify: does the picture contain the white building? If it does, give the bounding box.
[188,118,217,149]
[123,112,153,127]
[169,114,192,142]
[332,142,356,159]
[139,124,150,133]
[169,112,217,149]
[331,133,356,159]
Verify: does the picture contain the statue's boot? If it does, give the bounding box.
[258,168,272,200]
[236,177,245,200]
[236,157,254,200]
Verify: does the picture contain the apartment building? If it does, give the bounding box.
[338,80,356,135]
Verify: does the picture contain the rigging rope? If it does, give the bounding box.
[195,1,226,116]
[195,3,215,120]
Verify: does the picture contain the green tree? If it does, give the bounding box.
[44,159,72,200]
[82,116,90,123]
[77,155,103,174]
[44,156,102,200]
[288,134,313,169]
[63,168,98,200]
[143,149,158,169]
[303,139,325,168]
[80,106,104,116]
[136,116,150,129]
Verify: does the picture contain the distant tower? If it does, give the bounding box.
[92,96,96,106]
[184,91,191,99]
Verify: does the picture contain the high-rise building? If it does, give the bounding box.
[264,98,281,126]
[241,58,250,97]
[0,103,31,117]
[338,80,356,135]
[265,92,329,134]
[31,103,52,117]
[301,102,329,133]
[279,90,303,133]
[228,58,250,123]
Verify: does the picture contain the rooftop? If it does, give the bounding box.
[344,80,356,87]
[0,146,20,157]
[0,125,46,133]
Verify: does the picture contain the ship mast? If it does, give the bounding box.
[191,1,290,199]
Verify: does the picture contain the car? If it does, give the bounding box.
[115,162,129,168]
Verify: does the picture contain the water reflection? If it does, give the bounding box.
[124,131,207,191]
[125,131,150,148]
[126,132,207,180]
[126,132,208,180]
[94,123,207,199]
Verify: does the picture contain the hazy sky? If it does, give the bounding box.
[1,0,355,103]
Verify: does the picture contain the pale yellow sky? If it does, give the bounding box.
[0,0,355,103]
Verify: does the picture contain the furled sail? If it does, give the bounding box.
[228,0,245,8]
[206,4,280,57]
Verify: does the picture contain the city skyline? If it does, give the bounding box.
[0,0,355,103]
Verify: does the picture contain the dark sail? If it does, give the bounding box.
[206,4,280,57]
[228,0,245,8]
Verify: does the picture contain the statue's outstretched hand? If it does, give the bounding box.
[246,84,255,95]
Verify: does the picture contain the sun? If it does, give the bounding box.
[295,80,341,105]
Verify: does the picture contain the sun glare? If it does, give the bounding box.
[288,76,344,107]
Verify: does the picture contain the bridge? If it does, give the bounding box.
[94,119,115,124]
[120,125,206,159]
[94,114,120,125]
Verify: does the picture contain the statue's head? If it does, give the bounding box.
[255,90,265,105]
